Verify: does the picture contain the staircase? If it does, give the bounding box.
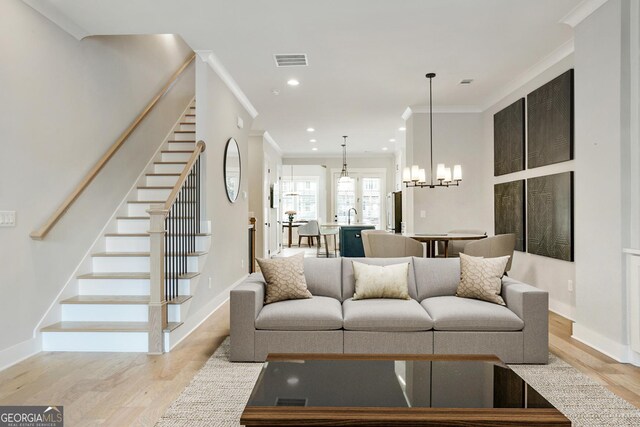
[41,100,210,352]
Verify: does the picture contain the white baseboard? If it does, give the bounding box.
[572,323,640,366]
[0,335,42,372]
[164,274,247,352]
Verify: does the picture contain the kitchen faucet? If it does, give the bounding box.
[348,208,358,225]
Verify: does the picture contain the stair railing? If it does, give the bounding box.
[147,140,205,354]
[30,53,196,240]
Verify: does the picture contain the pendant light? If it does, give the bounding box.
[284,164,299,196]
[403,73,462,188]
[338,135,352,183]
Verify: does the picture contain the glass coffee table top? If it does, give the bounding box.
[246,356,554,410]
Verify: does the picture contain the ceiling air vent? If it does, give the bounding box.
[459,79,474,85]
[274,54,308,67]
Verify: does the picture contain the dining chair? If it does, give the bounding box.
[297,220,320,247]
[437,229,487,257]
[362,231,424,257]
[463,233,517,273]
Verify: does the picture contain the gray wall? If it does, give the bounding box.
[191,57,253,314]
[405,112,489,233]
[483,55,576,318]
[0,0,194,355]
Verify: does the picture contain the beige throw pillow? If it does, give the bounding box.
[352,261,411,300]
[256,253,312,304]
[456,253,510,305]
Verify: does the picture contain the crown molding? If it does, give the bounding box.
[480,38,574,111]
[263,131,283,157]
[22,0,89,39]
[561,0,609,28]
[195,50,259,119]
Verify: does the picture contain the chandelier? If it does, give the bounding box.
[403,73,462,188]
[338,135,352,183]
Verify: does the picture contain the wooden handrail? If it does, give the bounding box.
[30,53,196,240]
[163,140,206,212]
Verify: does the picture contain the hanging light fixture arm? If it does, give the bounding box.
[403,72,462,189]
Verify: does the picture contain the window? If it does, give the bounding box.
[332,171,385,228]
[281,177,319,221]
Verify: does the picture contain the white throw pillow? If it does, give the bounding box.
[352,261,411,300]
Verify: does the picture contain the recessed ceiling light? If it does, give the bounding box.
[459,79,474,85]
[309,139,317,143]
[287,79,300,86]
[306,127,315,132]
[271,89,280,95]
[398,127,406,131]
[389,138,396,142]
[382,147,388,151]
[312,147,318,151]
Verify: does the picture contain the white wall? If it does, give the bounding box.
[573,0,635,360]
[482,55,576,319]
[248,133,283,258]
[191,57,253,315]
[0,0,194,358]
[405,112,489,233]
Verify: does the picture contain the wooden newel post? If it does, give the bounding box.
[148,204,169,355]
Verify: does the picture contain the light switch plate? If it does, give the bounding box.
[237,116,244,129]
[0,211,16,227]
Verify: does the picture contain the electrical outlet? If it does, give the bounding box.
[0,211,16,227]
[241,259,245,268]
[208,277,212,289]
[420,210,426,218]
[568,279,574,292]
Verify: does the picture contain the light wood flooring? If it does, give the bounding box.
[0,307,639,426]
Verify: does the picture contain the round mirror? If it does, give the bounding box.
[224,138,241,203]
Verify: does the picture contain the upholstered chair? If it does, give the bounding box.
[362,231,424,257]
[297,220,320,247]
[463,233,517,272]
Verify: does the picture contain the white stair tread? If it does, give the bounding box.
[77,272,200,279]
[42,321,183,333]
[91,251,207,257]
[60,295,192,305]
[104,232,209,237]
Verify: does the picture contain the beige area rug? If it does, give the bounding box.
[156,338,640,427]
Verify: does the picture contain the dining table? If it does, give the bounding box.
[403,232,487,258]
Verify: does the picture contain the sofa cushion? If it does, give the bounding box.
[255,296,343,331]
[342,257,417,301]
[257,253,312,304]
[352,261,411,300]
[343,298,433,332]
[303,257,342,300]
[456,253,510,305]
[413,257,460,300]
[421,296,524,331]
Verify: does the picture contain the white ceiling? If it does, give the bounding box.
[25,0,580,155]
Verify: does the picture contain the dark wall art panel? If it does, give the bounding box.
[527,69,574,168]
[527,172,574,261]
[494,180,525,252]
[494,98,525,176]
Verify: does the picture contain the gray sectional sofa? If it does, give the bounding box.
[230,257,548,364]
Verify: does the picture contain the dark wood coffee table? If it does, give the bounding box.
[241,354,570,426]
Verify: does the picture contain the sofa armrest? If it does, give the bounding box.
[230,275,265,361]
[502,277,549,363]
